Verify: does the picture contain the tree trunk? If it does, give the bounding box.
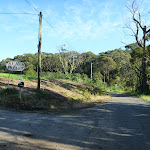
[104,72,106,89]
[141,26,149,92]
[141,57,148,92]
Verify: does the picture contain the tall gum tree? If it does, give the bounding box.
[126,0,150,92]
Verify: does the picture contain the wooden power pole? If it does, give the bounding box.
[91,62,93,80]
[37,12,42,90]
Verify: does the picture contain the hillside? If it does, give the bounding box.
[0,77,109,113]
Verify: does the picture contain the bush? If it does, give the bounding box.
[41,72,92,83]
[25,70,37,76]
[106,86,122,92]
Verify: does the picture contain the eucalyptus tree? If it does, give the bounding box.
[125,0,150,92]
[58,45,85,74]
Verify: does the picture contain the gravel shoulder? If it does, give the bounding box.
[0,94,150,150]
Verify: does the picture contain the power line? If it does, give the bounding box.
[43,16,76,51]
[24,0,77,51]
[24,0,57,32]
[0,12,38,15]
[43,17,57,32]
[24,0,39,13]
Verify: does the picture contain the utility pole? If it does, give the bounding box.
[91,62,93,80]
[37,12,42,91]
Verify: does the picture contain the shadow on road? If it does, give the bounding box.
[0,95,150,149]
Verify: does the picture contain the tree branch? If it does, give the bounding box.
[132,12,143,31]
[146,28,150,33]
[135,23,143,47]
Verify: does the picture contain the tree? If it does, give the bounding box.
[69,51,85,74]
[58,45,85,74]
[42,53,63,72]
[0,58,12,73]
[95,56,116,87]
[100,57,117,82]
[78,51,97,76]
[126,0,150,92]
[99,49,132,86]
[58,45,70,74]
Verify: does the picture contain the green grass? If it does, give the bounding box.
[0,73,47,81]
[0,72,87,82]
[140,95,150,102]
[124,91,150,103]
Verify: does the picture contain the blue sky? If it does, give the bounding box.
[0,0,150,61]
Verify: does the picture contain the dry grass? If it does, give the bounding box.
[0,77,110,112]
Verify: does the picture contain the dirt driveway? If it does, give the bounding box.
[0,94,150,150]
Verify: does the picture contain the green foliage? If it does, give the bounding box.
[25,70,37,76]
[1,44,149,92]
[0,73,38,81]
[125,91,150,103]
[76,51,97,76]
[41,72,92,83]
[140,95,150,102]
[106,86,122,92]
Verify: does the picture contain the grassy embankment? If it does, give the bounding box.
[113,89,150,103]
[125,91,150,103]
[0,73,110,112]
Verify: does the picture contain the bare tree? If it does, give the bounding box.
[125,0,150,92]
[59,45,69,74]
[69,51,85,74]
[59,45,85,74]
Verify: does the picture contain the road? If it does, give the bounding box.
[0,94,150,150]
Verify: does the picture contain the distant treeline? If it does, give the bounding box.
[1,43,150,91]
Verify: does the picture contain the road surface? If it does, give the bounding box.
[0,94,150,150]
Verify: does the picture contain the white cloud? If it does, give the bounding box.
[43,0,123,42]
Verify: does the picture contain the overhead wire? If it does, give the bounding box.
[0,12,38,15]
[24,0,39,13]
[24,0,57,31]
[42,17,57,32]
[24,0,76,51]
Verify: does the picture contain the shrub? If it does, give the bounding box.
[106,86,122,92]
[25,70,37,76]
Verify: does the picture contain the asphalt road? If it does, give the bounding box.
[0,94,150,150]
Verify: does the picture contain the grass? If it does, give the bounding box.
[105,86,123,92]
[0,86,108,111]
[140,95,150,102]
[0,73,37,80]
[0,88,18,95]
[0,73,50,82]
[124,91,150,103]
[0,72,91,83]
[0,72,110,112]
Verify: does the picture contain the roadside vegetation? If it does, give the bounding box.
[1,0,150,110]
[123,91,150,103]
[0,73,110,112]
